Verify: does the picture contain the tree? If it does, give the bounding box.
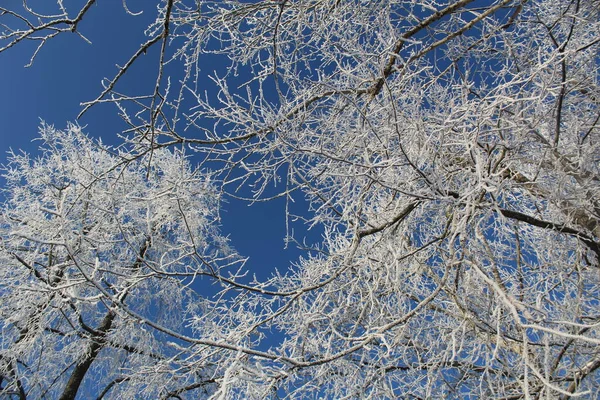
[0,125,254,398]
[1,0,600,398]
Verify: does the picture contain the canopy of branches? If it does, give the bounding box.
[1,0,599,398]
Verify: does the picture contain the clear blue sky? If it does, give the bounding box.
[0,1,313,280]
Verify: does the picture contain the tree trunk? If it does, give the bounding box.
[59,311,115,400]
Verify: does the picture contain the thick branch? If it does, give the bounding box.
[499,208,600,258]
[58,310,115,400]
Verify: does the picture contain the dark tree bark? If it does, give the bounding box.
[58,311,115,400]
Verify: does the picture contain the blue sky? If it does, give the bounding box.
[0,1,310,281]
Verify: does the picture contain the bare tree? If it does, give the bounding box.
[1,0,600,398]
[0,125,250,399]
